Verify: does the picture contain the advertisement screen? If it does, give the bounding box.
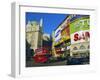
[54,27,61,42]
[70,15,90,44]
[61,25,70,41]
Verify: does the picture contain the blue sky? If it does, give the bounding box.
[26,12,68,35]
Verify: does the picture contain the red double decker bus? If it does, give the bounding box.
[33,47,51,63]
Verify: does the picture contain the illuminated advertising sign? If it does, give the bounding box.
[54,27,61,42]
[61,26,70,41]
[71,30,90,44]
[70,15,90,44]
[61,17,70,41]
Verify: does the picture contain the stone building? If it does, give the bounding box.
[26,19,43,51]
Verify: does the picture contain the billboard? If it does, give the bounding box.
[54,27,62,42]
[70,15,90,44]
[61,25,70,41]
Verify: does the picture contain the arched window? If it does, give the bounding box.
[80,45,86,49]
[73,46,78,50]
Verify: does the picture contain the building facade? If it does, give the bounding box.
[52,14,90,59]
[52,16,71,58]
[70,15,90,58]
[26,19,43,51]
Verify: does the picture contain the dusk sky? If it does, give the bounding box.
[26,12,68,35]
